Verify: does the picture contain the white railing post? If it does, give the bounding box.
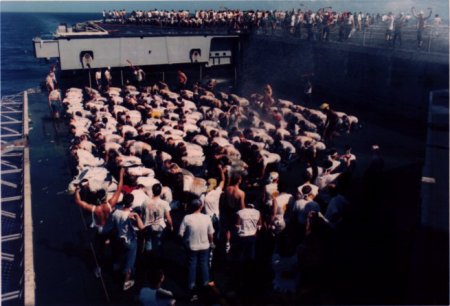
[23,91,35,306]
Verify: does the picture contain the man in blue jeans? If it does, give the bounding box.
[112,194,145,291]
[179,199,214,301]
[142,183,173,255]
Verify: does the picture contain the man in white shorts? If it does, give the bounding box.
[48,89,62,119]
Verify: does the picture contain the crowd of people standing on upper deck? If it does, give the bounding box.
[101,7,445,47]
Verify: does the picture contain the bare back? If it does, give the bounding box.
[223,185,245,213]
[93,202,113,226]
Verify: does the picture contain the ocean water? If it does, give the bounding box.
[1,13,98,96]
[1,0,448,95]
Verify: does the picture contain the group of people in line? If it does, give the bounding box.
[45,65,62,119]
[100,7,444,47]
[52,65,372,305]
[383,7,440,48]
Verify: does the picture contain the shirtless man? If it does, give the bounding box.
[45,72,56,92]
[320,102,339,143]
[75,167,124,227]
[220,173,245,253]
[411,7,432,49]
[48,89,62,119]
[262,84,274,111]
[432,14,441,37]
[74,167,125,277]
[177,70,188,91]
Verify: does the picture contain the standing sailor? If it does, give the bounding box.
[95,69,102,90]
[104,66,112,88]
[127,60,146,89]
[177,70,188,91]
[411,7,432,49]
[48,89,62,119]
[45,72,56,92]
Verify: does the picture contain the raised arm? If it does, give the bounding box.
[126,59,134,69]
[217,164,226,189]
[426,8,432,19]
[271,195,277,220]
[411,7,418,18]
[75,188,94,212]
[108,167,125,207]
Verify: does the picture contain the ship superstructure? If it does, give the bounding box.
[33,21,239,71]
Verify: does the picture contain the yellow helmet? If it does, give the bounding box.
[319,103,330,110]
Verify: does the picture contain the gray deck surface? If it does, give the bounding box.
[28,92,108,305]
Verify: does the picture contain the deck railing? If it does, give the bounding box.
[97,20,449,54]
[1,91,35,306]
[254,23,449,54]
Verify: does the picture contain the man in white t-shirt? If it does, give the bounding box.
[143,183,173,253]
[131,184,149,209]
[179,199,214,301]
[235,203,261,261]
[384,12,394,42]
